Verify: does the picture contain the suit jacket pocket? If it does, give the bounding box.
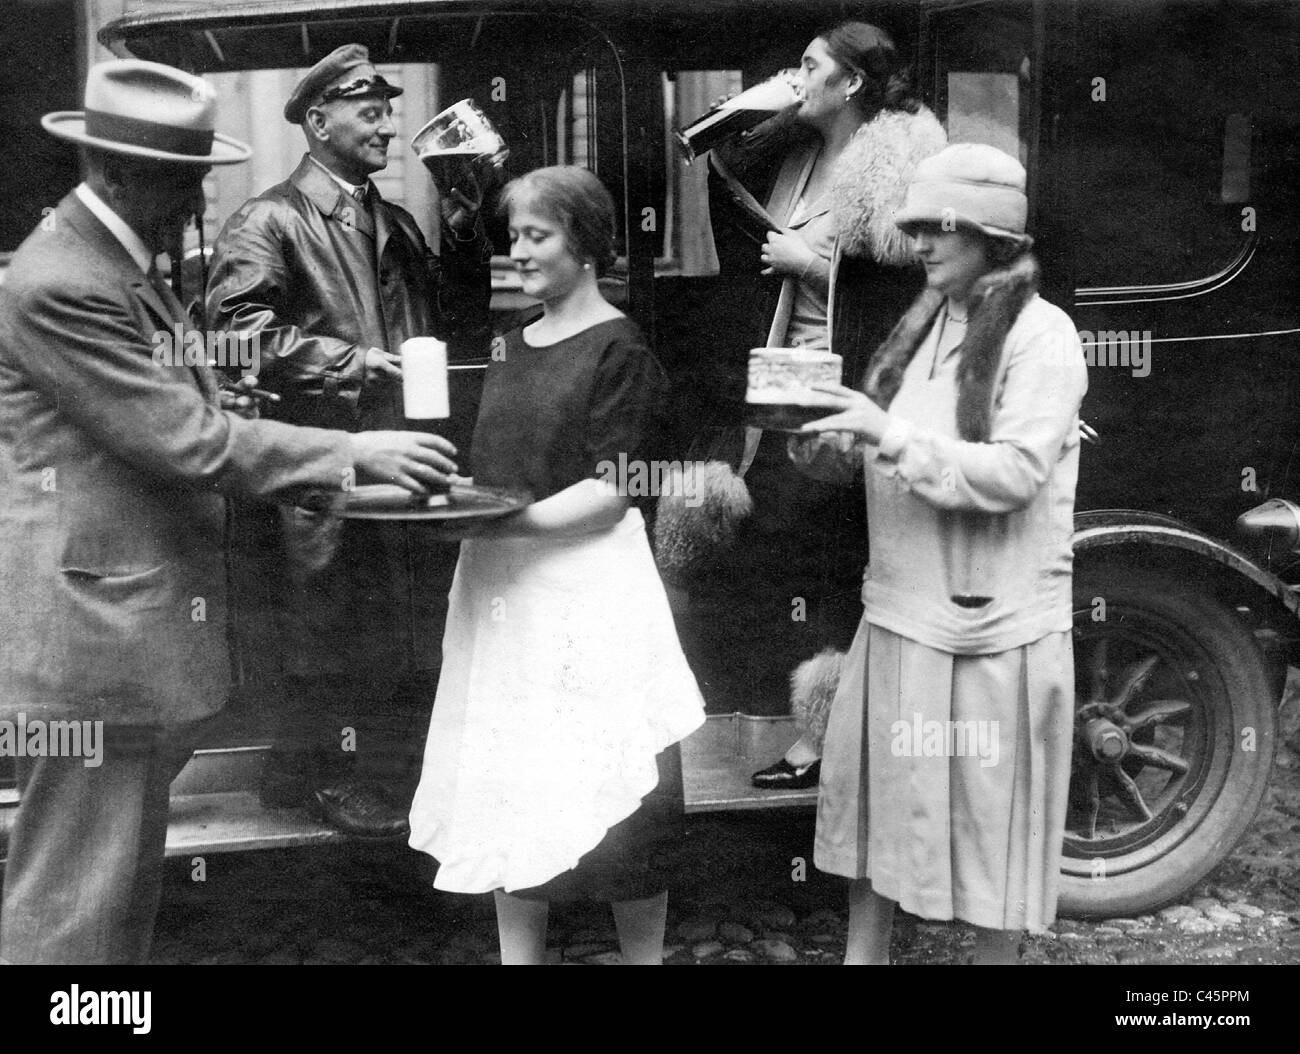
[57,562,224,721]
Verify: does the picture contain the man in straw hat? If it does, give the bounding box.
[206,44,493,838]
[0,59,461,964]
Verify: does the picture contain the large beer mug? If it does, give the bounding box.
[411,98,509,188]
[674,69,804,163]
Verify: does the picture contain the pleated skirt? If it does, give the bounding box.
[814,620,1074,932]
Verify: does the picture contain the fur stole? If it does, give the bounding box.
[863,254,1041,441]
[827,105,947,265]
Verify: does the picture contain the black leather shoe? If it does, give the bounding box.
[751,757,821,790]
[314,778,411,839]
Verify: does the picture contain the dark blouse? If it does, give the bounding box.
[469,316,672,506]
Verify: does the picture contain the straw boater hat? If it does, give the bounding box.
[42,59,251,165]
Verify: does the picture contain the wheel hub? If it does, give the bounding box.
[1070,642,1195,841]
[1085,717,1129,761]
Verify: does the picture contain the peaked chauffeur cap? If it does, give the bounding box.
[284,43,403,124]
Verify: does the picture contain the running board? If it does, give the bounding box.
[165,791,346,856]
[1,714,817,860]
[681,713,819,812]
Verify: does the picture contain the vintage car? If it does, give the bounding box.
[1,0,1297,919]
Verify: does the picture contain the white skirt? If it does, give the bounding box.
[408,508,705,893]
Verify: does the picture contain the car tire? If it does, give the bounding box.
[1057,565,1277,918]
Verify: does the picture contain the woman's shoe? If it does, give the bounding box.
[751,757,821,789]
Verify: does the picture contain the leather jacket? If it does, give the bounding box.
[205,154,492,432]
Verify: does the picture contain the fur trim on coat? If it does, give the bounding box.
[863,253,1041,441]
[827,105,947,265]
[653,461,755,583]
[790,647,845,752]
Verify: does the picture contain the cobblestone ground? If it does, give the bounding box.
[150,691,1300,966]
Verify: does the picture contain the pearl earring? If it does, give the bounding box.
[583,262,592,270]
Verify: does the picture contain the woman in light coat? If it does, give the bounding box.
[794,143,1087,963]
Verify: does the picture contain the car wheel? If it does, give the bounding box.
[1057,565,1277,917]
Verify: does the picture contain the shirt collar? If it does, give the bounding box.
[306,154,369,200]
[75,183,155,274]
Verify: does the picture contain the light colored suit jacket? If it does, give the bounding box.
[0,192,355,725]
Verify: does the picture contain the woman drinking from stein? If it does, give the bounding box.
[668,21,944,788]
[792,143,1087,963]
[408,166,704,965]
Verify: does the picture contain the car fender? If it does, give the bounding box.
[1072,509,1299,618]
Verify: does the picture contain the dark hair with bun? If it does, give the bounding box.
[498,165,617,277]
[818,20,920,117]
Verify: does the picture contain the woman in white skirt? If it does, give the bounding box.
[792,143,1087,963]
[407,166,704,964]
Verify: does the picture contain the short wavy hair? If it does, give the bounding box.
[498,165,617,276]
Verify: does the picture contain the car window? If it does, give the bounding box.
[922,5,1033,168]
[666,70,743,276]
[1070,4,1259,291]
[203,63,438,249]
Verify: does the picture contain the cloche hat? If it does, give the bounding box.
[894,142,1030,244]
[42,59,251,165]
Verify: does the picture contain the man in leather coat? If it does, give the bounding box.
[206,45,493,837]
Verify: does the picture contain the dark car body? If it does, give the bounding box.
[1,0,1296,916]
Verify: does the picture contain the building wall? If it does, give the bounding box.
[84,2,443,247]
[0,0,82,255]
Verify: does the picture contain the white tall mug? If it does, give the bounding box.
[401,337,450,419]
